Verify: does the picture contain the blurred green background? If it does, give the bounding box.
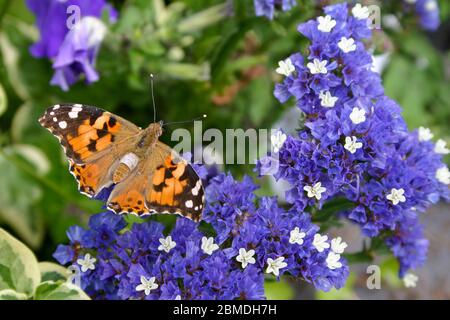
[0,0,449,299]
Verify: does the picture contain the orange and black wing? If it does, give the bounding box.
[39,103,140,197]
[145,142,204,221]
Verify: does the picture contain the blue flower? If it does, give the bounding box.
[26,0,117,90]
[254,0,297,19]
[262,2,448,277]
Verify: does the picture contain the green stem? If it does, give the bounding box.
[0,0,12,27]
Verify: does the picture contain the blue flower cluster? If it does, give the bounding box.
[54,172,349,299]
[26,0,117,90]
[253,0,297,19]
[263,2,449,277]
[403,0,440,31]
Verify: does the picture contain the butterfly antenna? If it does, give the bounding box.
[150,74,157,122]
[163,114,207,127]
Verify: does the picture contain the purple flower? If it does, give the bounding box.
[55,172,349,299]
[26,0,117,90]
[254,0,297,19]
[403,0,440,31]
[262,2,448,277]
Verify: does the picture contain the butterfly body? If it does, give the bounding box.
[39,104,204,221]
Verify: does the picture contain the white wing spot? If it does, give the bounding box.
[50,111,55,116]
[194,206,199,210]
[53,117,58,122]
[68,111,78,119]
[185,200,193,208]
[58,121,67,129]
[53,104,60,110]
[72,106,83,112]
[74,104,83,108]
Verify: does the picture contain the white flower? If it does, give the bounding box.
[303,182,327,200]
[326,252,342,270]
[349,107,366,124]
[201,236,219,255]
[436,166,450,184]
[135,276,158,295]
[73,17,107,48]
[338,37,356,53]
[418,127,434,142]
[236,248,256,268]
[403,273,418,288]
[434,139,449,154]
[319,91,338,108]
[158,235,176,253]
[331,237,348,254]
[275,58,295,77]
[386,188,406,205]
[289,227,306,245]
[265,257,287,276]
[271,130,287,153]
[312,233,330,252]
[77,253,96,272]
[425,0,437,11]
[317,15,336,32]
[307,59,328,75]
[344,136,363,154]
[352,3,370,20]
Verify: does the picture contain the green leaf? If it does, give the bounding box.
[34,281,90,300]
[0,289,28,300]
[264,277,295,300]
[0,82,6,117]
[177,3,227,33]
[0,147,45,248]
[39,262,69,282]
[0,228,41,297]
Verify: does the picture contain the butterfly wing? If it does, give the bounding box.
[106,141,204,221]
[39,103,141,197]
[146,142,204,221]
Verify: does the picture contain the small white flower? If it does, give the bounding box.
[418,127,434,142]
[201,236,219,255]
[77,253,96,273]
[344,136,363,154]
[386,188,406,205]
[352,3,370,20]
[434,139,449,154]
[330,237,348,254]
[275,58,295,77]
[338,37,357,53]
[158,235,176,253]
[425,0,437,11]
[319,91,338,108]
[317,15,336,33]
[326,252,342,270]
[436,166,450,184]
[289,227,306,245]
[303,182,327,200]
[307,59,328,75]
[312,233,330,252]
[349,107,366,124]
[271,130,287,153]
[236,248,256,268]
[266,257,287,276]
[136,276,158,295]
[403,273,418,288]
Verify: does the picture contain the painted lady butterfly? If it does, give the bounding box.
[39,104,204,221]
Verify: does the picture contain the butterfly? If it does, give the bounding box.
[39,103,204,222]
